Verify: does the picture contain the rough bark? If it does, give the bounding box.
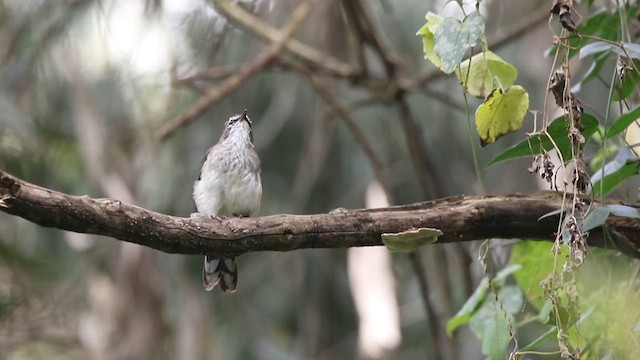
[1,170,639,257]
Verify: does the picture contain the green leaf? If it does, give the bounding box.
[418,11,443,35]
[492,264,522,283]
[416,12,444,69]
[488,113,599,166]
[538,208,565,221]
[591,161,640,197]
[381,227,441,252]
[447,277,489,336]
[576,51,608,87]
[613,70,640,102]
[589,140,619,171]
[499,285,525,314]
[521,326,557,352]
[580,41,640,60]
[455,51,518,98]
[591,147,633,185]
[605,204,640,218]
[511,241,565,310]
[446,264,521,336]
[579,41,616,59]
[623,43,640,59]
[464,11,485,42]
[583,206,611,231]
[475,86,529,147]
[538,298,553,323]
[546,9,620,59]
[469,297,513,359]
[434,12,485,74]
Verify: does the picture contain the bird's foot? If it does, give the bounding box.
[190,213,224,221]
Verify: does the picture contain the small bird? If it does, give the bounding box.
[193,110,262,292]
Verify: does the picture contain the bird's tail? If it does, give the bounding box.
[203,254,238,293]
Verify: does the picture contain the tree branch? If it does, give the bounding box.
[209,0,358,78]
[1,170,639,257]
[157,0,319,141]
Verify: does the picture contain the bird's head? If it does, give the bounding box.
[220,109,253,144]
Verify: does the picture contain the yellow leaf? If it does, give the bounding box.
[475,86,529,147]
[455,51,518,98]
[416,12,444,69]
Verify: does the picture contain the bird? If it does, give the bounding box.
[193,110,262,292]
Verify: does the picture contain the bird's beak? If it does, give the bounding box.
[241,109,252,124]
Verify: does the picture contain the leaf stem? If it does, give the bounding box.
[463,89,485,193]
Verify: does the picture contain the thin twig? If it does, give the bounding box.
[173,65,237,85]
[407,251,449,359]
[297,66,390,195]
[157,0,320,141]
[397,100,447,197]
[351,3,459,356]
[210,0,358,78]
[341,0,396,76]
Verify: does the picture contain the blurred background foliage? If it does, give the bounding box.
[0,0,639,359]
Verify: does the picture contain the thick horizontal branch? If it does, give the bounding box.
[1,170,639,257]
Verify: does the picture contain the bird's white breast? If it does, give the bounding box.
[193,136,261,217]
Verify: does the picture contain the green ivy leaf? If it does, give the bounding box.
[488,113,599,166]
[434,12,485,74]
[455,51,518,98]
[475,86,529,147]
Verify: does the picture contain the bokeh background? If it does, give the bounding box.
[0,0,634,359]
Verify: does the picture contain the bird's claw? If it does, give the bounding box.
[190,213,224,221]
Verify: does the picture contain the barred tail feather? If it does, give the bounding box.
[203,254,238,293]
